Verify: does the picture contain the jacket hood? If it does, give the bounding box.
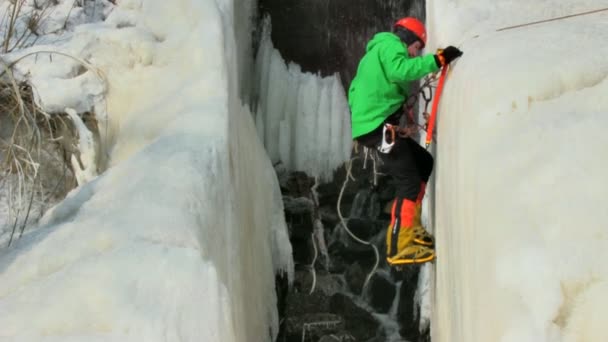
[366,32,402,52]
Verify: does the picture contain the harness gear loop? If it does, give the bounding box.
[401,75,436,136]
[379,123,397,154]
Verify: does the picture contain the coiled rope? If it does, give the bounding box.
[336,151,381,291]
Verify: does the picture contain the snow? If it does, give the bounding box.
[66,107,97,185]
[426,1,608,341]
[0,0,292,341]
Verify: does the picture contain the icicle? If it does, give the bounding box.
[65,107,97,186]
[253,25,351,181]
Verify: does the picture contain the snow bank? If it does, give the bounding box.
[427,1,608,341]
[0,0,293,341]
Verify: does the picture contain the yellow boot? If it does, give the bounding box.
[411,182,435,247]
[385,199,437,246]
[386,199,435,266]
[412,203,435,247]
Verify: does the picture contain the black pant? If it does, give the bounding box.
[357,125,434,201]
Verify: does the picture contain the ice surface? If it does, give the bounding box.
[3,0,606,340]
[427,1,608,341]
[0,0,293,341]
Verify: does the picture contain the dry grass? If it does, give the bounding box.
[1,0,37,53]
[0,2,107,246]
[0,58,101,247]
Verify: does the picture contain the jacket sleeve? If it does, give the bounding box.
[380,44,439,83]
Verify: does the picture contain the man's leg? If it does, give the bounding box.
[404,138,435,246]
[380,137,435,265]
[405,138,434,183]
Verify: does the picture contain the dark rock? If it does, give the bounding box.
[349,188,381,220]
[317,158,375,214]
[293,270,345,297]
[329,293,380,341]
[327,252,348,274]
[328,224,385,268]
[284,197,314,240]
[366,271,396,313]
[281,171,314,197]
[340,217,382,240]
[344,263,366,295]
[395,266,422,341]
[283,196,314,215]
[284,313,344,342]
[291,235,313,266]
[319,332,357,342]
[276,272,290,321]
[318,335,341,342]
[288,217,314,239]
[285,290,331,317]
[319,205,340,228]
[364,338,384,342]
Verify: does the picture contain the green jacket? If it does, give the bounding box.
[348,32,439,139]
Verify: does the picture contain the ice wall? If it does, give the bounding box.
[427,1,608,341]
[254,19,352,181]
[0,0,292,341]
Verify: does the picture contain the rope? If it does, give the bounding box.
[308,230,318,295]
[336,156,380,291]
[459,7,608,46]
[496,7,608,32]
[308,176,330,294]
[401,73,440,137]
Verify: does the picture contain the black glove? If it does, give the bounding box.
[434,46,463,67]
[438,45,462,66]
[442,46,463,63]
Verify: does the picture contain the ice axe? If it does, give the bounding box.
[425,64,449,148]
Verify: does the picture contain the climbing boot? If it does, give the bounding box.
[413,225,435,247]
[386,198,435,266]
[411,182,435,247]
[412,204,435,247]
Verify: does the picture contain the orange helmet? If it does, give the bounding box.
[394,17,427,46]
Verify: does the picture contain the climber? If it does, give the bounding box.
[348,17,462,266]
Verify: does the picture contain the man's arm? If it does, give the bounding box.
[380,45,439,83]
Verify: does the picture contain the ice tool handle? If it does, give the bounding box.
[425,64,449,148]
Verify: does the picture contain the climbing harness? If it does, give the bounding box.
[378,72,440,154]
